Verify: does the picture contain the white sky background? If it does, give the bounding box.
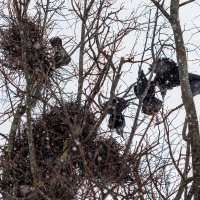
[0,0,200,198]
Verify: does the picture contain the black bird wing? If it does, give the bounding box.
[134,70,148,98]
[146,82,156,98]
[116,98,129,113]
[54,47,71,67]
[188,73,200,96]
[189,73,200,81]
[142,97,162,115]
[108,114,125,138]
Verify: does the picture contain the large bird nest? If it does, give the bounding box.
[0,17,52,76]
[1,101,134,199]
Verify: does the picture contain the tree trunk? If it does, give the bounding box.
[170,1,200,199]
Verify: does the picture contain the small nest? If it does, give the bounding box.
[0,17,52,76]
[88,138,131,182]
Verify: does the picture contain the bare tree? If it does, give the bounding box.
[0,0,200,199]
[150,0,200,199]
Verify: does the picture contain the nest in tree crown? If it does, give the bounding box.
[0,17,52,76]
[1,101,97,199]
[1,101,134,199]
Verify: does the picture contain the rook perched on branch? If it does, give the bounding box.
[152,58,180,99]
[134,69,162,115]
[106,97,129,114]
[50,37,71,68]
[108,113,125,138]
[102,96,128,138]
[134,69,148,98]
[151,58,200,98]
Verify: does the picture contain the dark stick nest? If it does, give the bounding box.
[0,17,52,76]
[1,101,134,199]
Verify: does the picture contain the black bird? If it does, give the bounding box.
[188,73,200,96]
[108,113,125,138]
[152,58,180,99]
[50,37,71,68]
[106,97,129,115]
[142,97,163,115]
[134,70,155,99]
[134,70,148,98]
[152,58,200,98]
[104,96,128,138]
[141,84,163,116]
[134,69,162,115]
[50,36,62,47]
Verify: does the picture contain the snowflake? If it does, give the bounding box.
[97,156,102,161]
[75,139,80,145]
[72,146,77,151]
